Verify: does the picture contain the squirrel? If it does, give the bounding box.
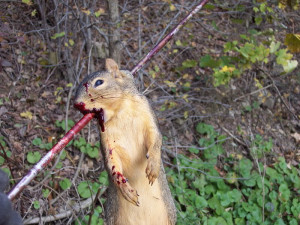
[74,59,176,225]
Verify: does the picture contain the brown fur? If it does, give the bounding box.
[74,59,176,225]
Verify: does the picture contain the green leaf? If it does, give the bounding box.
[270,41,281,53]
[196,123,215,136]
[33,200,40,209]
[22,0,32,5]
[188,147,199,154]
[279,183,291,202]
[208,216,227,224]
[98,171,109,186]
[87,147,99,158]
[78,181,93,198]
[27,151,41,164]
[276,49,292,66]
[51,32,66,40]
[182,59,197,68]
[265,202,275,212]
[194,196,207,209]
[199,55,220,68]
[42,189,50,198]
[238,158,253,177]
[255,16,263,26]
[59,178,72,190]
[32,138,42,146]
[282,60,298,73]
[228,189,242,203]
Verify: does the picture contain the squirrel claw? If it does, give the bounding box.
[145,156,160,185]
[119,182,139,206]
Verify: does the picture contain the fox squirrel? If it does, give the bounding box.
[74,59,176,225]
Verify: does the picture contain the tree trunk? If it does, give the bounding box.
[107,0,121,65]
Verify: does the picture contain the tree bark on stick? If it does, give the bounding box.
[107,0,121,65]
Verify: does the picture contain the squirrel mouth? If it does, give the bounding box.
[74,102,105,132]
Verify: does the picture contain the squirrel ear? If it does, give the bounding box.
[105,58,119,73]
[105,58,124,78]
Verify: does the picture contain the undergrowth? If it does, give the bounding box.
[166,122,300,225]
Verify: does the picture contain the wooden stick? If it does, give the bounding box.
[131,0,210,75]
[8,113,95,200]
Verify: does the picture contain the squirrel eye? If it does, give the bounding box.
[95,79,104,87]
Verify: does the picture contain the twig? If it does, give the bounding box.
[262,69,300,123]
[131,0,210,74]
[23,188,107,225]
[233,84,273,102]
[50,152,85,205]
[221,126,248,148]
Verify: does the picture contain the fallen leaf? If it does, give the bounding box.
[0,106,8,116]
[291,133,300,143]
[20,111,33,120]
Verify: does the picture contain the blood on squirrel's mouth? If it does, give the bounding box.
[74,102,105,132]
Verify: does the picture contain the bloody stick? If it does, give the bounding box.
[8,113,95,200]
[8,0,209,200]
[131,0,210,74]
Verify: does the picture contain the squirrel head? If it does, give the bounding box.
[74,59,137,121]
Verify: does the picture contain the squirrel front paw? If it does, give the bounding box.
[145,154,160,185]
[112,171,140,206]
[119,182,140,206]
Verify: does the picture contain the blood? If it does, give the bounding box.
[83,82,89,92]
[122,179,126,183]
[112,165,115,170]
[74,102,105,132]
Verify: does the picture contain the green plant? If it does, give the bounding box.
[197,2,298,87]
[32,137,53,150]
[0,136,11,166]
[75,206,104,225]
[59,178,72,190]
[73,137,100,159]
[33,200,40,209]
[42,188,50,198]
[166,122,300,225]
[77,171,108,199]
[27,151,41,164]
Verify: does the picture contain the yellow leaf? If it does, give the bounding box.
[284,33,300,53]
[164,80,176,88]
[81,9,91,15]
[20,111,33,120]
[31,9,37,17]
[95,8,105,17]
[182,94,189,102]
[220,65,235,73]
[69,39,75,46]
[183,74,189,79]
[169,4,176,11]
[183,111,189,119]
[22,0,32,6]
